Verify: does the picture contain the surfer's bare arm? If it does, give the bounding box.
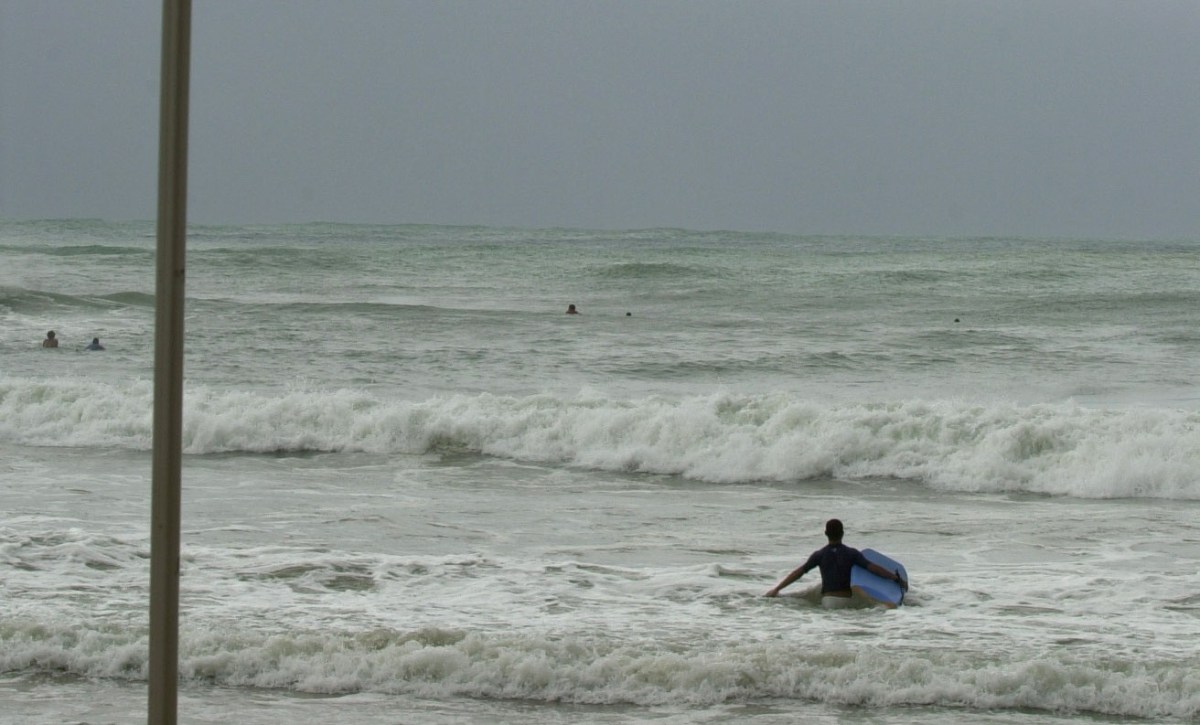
[764,565,809,597]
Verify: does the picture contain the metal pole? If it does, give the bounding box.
[149,0,190,722]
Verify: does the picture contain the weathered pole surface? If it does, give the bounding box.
[149,0,191,722]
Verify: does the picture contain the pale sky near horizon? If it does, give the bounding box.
[1,1,1197,239]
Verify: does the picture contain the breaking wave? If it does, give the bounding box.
[3,378,1199,499]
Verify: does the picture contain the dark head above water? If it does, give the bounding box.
[825,518,844,542]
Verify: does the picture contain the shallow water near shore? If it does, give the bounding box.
[3,444,1197,723]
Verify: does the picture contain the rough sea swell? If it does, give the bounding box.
[4,220,1200,723]
[2,521,1198,721]
[3,379,1199,499]
[3,617,1197,719]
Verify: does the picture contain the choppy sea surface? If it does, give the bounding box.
[1,219,1198,723]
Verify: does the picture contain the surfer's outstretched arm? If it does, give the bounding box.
[764,564,810,597]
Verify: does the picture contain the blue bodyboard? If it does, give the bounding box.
[850,548,908,608]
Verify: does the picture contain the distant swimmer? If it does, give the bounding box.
[765,518,907,608]
[566,304,579,314]
[85,337,105,351]
[42,331,59,348]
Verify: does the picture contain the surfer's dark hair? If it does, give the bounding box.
[825,519,844,539]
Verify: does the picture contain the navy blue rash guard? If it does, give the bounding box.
[798,543,872,593]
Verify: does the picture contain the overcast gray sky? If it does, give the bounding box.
[1,1,1197,238]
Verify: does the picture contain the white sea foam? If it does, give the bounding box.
[3,440,1198,724]
[4,378,1200,499]
[0,617,1196,719]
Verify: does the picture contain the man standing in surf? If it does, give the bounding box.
[765,519,907,608]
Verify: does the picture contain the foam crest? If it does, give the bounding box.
[0,619,1195,719]
[4,378,1200,499]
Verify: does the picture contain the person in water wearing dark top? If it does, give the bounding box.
[566,304,579,314]
[764,518,907,608]
[85,337,105,351]
[42,331,59,348]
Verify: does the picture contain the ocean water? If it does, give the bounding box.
[1,218,1198,723]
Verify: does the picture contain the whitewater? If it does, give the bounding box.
[1,219,1198,723]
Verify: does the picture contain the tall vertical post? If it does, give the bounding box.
[149,0,191,723]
